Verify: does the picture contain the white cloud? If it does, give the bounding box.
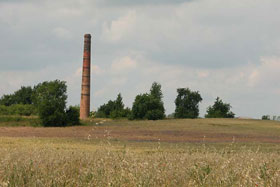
[248,57,280,88]
[52,27,73,39]
[111,56,137,72]
[92,65,104,75]
[197,71,209,78]
[94,88,106,97]
[102,11,136,42]
[111,77,127,86]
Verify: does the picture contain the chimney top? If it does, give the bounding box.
[84,34,91,38]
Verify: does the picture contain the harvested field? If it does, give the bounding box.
[1,118,280,186]
[0,118,280,143]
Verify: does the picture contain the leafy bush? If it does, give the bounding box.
[205,97,235,118]
[174,88,202,119]
[0,104,37,116]
[32,80,68,127]
[66,106,80,126]
[0,86,33,106]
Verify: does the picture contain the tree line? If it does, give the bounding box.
[95,82,235,120]
[0,80,235,126]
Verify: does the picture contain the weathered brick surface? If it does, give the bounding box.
[80,34,91,119]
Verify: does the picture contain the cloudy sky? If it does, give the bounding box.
[1,0,280,118]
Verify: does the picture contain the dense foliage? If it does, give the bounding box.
[96,93,131,119]
[66,106,80,126]
[32,80,68,127]
[0,86,33,106]
[131,82,165,120]
[0,104,37,116]
[0,81,80,126]
[174,88,202,118]
[205,97,235,118]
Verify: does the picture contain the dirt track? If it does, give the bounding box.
[0,125,280,143]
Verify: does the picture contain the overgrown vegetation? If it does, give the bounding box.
[205,97,235,118]
[0,116,41,127]
[0,104,37,116]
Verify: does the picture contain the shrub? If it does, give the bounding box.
[32,80,67,127]
[0,86,33,106]
[66,106,80,126]
[0,104,37,116]
[262,115,270,120]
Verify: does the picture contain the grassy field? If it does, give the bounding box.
[0,118,280,186]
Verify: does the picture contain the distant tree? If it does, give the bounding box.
[32,80,68,127]
[131,82,165,120]
[174,88,202,119]
[205,97,235,118]
[262,115,270,120]
[115,93,125,111]
[0,86,33,106]
[96,93,130,119]
[96,100,115,118]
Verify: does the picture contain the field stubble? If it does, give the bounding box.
[0,118,280,186]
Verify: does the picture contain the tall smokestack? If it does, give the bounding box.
[80,34,91,119]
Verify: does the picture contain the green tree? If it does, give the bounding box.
[262,115,270,120]
[115,93,125,111]
[96,93,130,119]
[205,97,235,118]
[131,82,165,120]
[150,82,163,100]
[13,86,33,105]
[0,104,37,116]
[0,86,33,106]
[32,80,68,127]
[174,88,202,119]
[0,95,14,106]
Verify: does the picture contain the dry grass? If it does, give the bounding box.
[0,138,280,186]
[0,119,280,186]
